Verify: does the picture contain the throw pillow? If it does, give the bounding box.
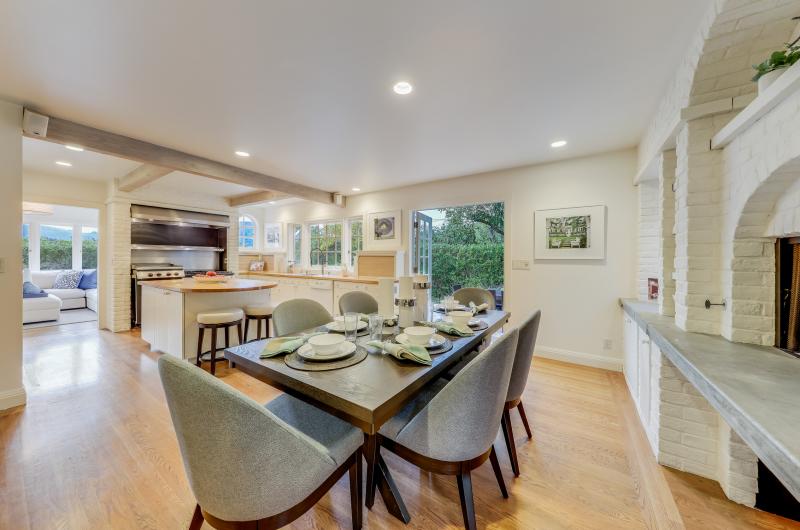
[53,270,83,289]
[23,281,47,299]
[78,269,97,289]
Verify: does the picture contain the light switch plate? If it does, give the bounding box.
[512,259,530,270]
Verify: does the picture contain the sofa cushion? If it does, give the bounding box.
[24,293,62,311]
[79,269,97,289]
[31,270,60,289]
[23,281,47,299]
[45,288,87,300]
[53,270,83,289]
[86,288,98,312]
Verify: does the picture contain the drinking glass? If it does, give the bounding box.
[369,314,384,341]
[344,312,359,342]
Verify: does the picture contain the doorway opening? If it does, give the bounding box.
[412,202,504,307]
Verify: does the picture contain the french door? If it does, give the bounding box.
[412,211,433,275]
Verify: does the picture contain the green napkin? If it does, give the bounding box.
[260,332,326,358]
[469,301,489,314]
[420,320,475,337]
[367,341,431,365]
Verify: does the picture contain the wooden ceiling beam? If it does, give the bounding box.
[118,164,173,192]
[227,190,288,207]
[26,111,337,205]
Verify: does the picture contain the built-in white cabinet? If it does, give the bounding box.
[332,281,383,316]
[141,285,184,358]
[622,312,659,455]
[297,279,334,314]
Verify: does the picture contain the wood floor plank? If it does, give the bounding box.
[1,323,797,529]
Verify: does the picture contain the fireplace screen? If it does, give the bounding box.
[777,238,800,354]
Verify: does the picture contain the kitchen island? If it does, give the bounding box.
[140,278,276,360]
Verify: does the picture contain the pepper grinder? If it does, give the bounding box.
[412,274,431,323]
[396,276,416,329]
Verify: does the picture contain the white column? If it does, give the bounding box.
[29,221,41,271]
[0,100,25,410]
[72,224,82,270]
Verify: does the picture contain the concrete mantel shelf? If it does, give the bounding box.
[712,61,800,149]
[620,299,800,500]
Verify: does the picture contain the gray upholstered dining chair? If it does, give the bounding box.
[453,287,496,309]
[158,355,363,530]
[371,328,520,530]
[272,298,332,336]
[501,310,541,477]
[339,291,378,315]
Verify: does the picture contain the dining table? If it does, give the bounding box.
[224,309,510,524]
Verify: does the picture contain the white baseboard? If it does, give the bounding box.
[535,346,622,372]
[0,387,27,411]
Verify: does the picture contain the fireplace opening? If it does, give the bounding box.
[776,237,800,358]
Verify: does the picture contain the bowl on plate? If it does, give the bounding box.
[307,334,346,356]
[404,326,436,346]
[448,310,473,327]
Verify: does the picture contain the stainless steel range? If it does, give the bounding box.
[131,263,185,326]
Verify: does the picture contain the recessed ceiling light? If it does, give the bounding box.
[393,81,413,95]
[65,145,84,152]
[551,140,567,148]
[351,187,361,192]
[55,161,72,167]
[234,151,250,157]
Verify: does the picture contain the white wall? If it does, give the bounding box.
[262,149,638,369]
[0,100,25,410]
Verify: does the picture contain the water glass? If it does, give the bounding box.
[369,314,384,341]
[344,312,359,342]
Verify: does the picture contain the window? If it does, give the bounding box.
[289,223,303,264]
[309,222,342,267]
[81,226,98,269]
[22,223,29,269]
[40,224,73,270]
[238,215,257,249]
[349,218,363,267]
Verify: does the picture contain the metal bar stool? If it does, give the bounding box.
[244,305,273,342]
[196,308,244,375]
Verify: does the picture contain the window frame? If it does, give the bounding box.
[347,217,364,269]
[307,220,344,270]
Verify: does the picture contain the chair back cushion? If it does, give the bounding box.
[395,328,519,461]
[453,287,495,309]
[338,290,378,315]
[507,310,541,402]
[30,270,60,289]
[273,298,332,336]
[157,355,336,521]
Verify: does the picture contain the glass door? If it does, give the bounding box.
[412,211,433,275]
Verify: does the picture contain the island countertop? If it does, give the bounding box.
[145,278,277,293]
[239,271,390,285]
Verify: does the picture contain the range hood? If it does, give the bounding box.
[130,204,230,228]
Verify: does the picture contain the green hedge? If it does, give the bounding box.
[430,243,504,300]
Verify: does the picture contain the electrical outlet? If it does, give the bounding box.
[512,259,530,270]
[603,339,613,351]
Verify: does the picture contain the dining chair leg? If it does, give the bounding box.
[488,445,508,498]
[188,504,204,530]
[456,470,477,530]
[209,327,218,376]
[364,434,379,508]
[501,409,520,477]
[349,449,363,530]
[517,402,532,439]
[244,317,250,343]
[196,327,204,367]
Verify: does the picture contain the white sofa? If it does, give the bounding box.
[31,270,91,310]
[23,294,63,324]
[22,270,98,324]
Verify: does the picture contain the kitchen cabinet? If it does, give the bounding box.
[296,279,334,314]
[622,311,659,455]
[141,285,184,358]
[623,313,639,403]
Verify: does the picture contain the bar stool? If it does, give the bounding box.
[196,308,244,375]
[244,305,273,342]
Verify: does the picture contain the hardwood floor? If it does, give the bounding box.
[2,322,797,529]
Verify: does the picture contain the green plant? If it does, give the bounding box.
[752,44,800,82]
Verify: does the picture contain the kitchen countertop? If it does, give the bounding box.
[239,271,388,285]
[620,298,800,500]
[144,278,277,293]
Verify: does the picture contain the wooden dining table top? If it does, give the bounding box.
[225,309,510,434]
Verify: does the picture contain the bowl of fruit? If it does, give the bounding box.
[193,271,228,283]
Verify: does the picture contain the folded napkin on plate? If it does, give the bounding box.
[469,301,490,314]
[260,332,326,358]
[420,320,475,337]
[359,313,398,326]
[366,341,431,365]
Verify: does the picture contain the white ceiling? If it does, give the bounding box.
[23,137,139,181]
[2,1,712,195]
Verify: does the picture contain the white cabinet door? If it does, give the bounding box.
[141,285,159,346]
[163,290,184,358]
[333,281,361,316]
[637,332,651,427]
[622,314,639,400]
[303,280,334,314]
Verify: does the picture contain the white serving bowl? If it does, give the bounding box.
[404,326,436,346]
[449,310,473,327]
[307,334,346,356]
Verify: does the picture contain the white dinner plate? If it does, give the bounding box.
[395,333,447,349]
[325,320,368,332]
[443,317,481,327]
[297,341,357,361]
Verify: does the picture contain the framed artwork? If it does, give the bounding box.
[534,205,606,260]
[249,260,265,271]
[264,222,283,251]
[365,210,402,250]
[648,278,659,300]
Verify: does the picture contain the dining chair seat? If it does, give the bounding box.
[244,304,273,317]
[197,308,244,325]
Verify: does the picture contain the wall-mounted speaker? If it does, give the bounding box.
[22,109,49,137]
